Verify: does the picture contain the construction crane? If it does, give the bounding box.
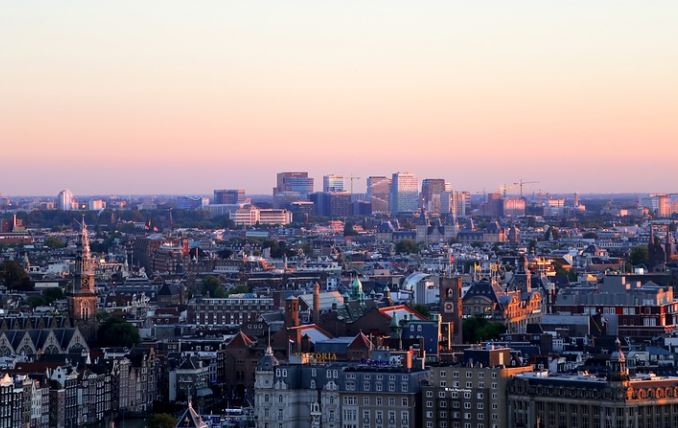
[348,175,361,194]
[513,179,539,198]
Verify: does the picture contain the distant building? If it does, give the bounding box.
[213,189,245,205]
[367,176,391,214]
[56,189,76,210]
[421,178,446,215]
[323,174,345,193]
[273,172,314,208]
[233,206,292,226]
[310,192,352,218]
[503,198,526,217]
[87,199,106,210]
[391,172,418,215]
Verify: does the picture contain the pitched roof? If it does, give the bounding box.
[175,402,208,428]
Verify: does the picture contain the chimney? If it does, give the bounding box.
[313,282,321,324]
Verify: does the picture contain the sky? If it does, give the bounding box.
[1,1,677,196]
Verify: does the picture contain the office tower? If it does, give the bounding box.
[274,172,314,194]
[421,178,446,215]
[391,172,418,215]
[213,189,245,205]
[367,176,391,214]
[322,174,345,193]
[56,189,75,210]
[310,192,352,218]
[273,172,314,208]
[503,198,526,217]
[658,194,671,218]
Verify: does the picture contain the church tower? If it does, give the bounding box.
[67,220,98,342]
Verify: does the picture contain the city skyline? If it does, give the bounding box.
[2,1,678,195]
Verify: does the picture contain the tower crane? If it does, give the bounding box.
[513,179,540,198]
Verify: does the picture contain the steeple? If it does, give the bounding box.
[607,337,629,384]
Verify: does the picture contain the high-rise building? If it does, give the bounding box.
[323,174,345,193]
[391,172,418,215]
[657,194,672,218]
[310,192,352,218]
[274,172,314,194]
[56,189,75,210]
[273,172,314,208]
[421,178,446,215]
[367,176,391,214]
[502,198,526,217]
[213,189,245,205]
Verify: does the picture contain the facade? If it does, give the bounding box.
[323,175,346,193]
[508,343,678,428]
[553,275,678,339]
[56,189,75,211]
[213,189,245,205]
[391,172,418,215]
[421,179,446,215]
[423,347,533,428]
[367,176,391,214]
[188,297,274,327]
[502,198,526,217]
[254,357,428,428]
[233,207,293,226]
[310,192,352,218]
[273,172,314,208]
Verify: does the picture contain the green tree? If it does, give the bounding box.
[26,295,47,308]
[148,413,177,428]
[462,316,506,343]
[201,275,227,298]
[226,284,250,296]
[343,221,357,236]
[395,239,419,254]
[411,304,430,319]
[97,317,140,348]
[42,287,64,303]
[44,236,66,249]
[0,260,32,290]
[629,246,649,266]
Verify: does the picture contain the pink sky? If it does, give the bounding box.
[1,1,677,195]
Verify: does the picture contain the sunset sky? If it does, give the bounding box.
[1,1,677,195]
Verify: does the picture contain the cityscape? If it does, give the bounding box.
[3,2,678,428]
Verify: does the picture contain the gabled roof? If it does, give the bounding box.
[348,331,373,350]
[227,330,255,349]
[175,402,207,428]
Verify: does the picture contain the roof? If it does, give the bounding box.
[175,402,208,428]
[378,305,427,322]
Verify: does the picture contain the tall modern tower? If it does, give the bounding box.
[322,174,345,193]
[421,178,446,215]
[273,172,314,208]
[56,189,75,210]
[391,172,418,215]
[367,176,392,214]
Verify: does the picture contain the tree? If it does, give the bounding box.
[42,287,64,303]
[0,260,32,290]
[395,239,419,254]
[462,316,506,343]
[343,221,357,236]
[44,236,67,249]
[629,246,649,267]
[201,275,227,298]
[97,317,140,348]
[411,304,431,319]
[148,413,177,428]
